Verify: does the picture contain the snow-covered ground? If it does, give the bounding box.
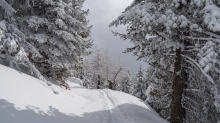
[0,64,168,123]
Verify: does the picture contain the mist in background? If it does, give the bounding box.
[82,0,148,75]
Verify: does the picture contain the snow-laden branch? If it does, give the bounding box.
[182,49,200,53]
[183,89,204,93]
[181,54,215,85]
[203,31,220,39]
[185,46,196,49]
[162,53,176,56]
[184,36,220,43]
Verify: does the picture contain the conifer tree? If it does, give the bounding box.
[110,0,220,122]
[145,61,173,121]
[0,0,48,83]
[132,64,146,100]
[81,58,93,89]
[0,0,93,89]
[24,0,92,87]
[129,75,138,95]
[121,70,131,93]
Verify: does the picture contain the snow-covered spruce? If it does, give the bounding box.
[0,0,93,88]
[110,0,220,122]
[0,0,50,85]
[121,69,132,94]
[131,64,147,101]
[145,61,173,121]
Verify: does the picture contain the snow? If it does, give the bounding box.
[198,41,218,73]
[28,16,49,31]
[0,64,168,123]
[203,4,220,32]
[0,20,7,31]
[55,19,68,30]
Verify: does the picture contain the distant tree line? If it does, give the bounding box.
[78,45,129,90]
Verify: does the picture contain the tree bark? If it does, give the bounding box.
[108,80,113,89]
[170,48,185,123]
[97,75,101,89]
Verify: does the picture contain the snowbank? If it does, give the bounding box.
[0,64,168,123]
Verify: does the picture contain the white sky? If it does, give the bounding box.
[82,0,147,75]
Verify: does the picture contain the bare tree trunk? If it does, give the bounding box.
[170,48,185,123]
[108,80,113,90]
[97,75,101,89]
[112,67,123,90]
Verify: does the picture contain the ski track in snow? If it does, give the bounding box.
[104,90,135,123]
[0,64,169,123]
[95,89,135,123]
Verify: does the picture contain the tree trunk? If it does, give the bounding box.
[108,80,113,89]
[170,48,185,123]
[97,75,101,89]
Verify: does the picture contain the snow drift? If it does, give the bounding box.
[0,64,168,123]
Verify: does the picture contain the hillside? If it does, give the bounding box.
[0,64,168,123]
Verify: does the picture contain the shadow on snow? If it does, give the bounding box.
[0,99,163,123]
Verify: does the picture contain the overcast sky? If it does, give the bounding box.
[82,0,147,75]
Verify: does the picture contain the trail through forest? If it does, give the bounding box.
[0,64,168,123]
[96,90,132,123]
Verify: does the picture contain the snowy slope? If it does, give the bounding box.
[0,64,168,123]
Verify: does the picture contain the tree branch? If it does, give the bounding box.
[184,36,220,43]
[181,54,215,85]
[203,31,220,40]
[162,53,176,56]
[181,49,200,53]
